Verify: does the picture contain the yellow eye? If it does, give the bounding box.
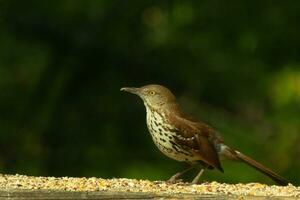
[148,91,156,95]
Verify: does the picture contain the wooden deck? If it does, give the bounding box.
[0,190,298,200]
[0,174,298,199]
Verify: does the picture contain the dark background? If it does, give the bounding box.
[0,1,299,185]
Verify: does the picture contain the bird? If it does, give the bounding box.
[120,84,289,185]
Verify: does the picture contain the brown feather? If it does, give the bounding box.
[167,113,223,172]
[235,150,289,186]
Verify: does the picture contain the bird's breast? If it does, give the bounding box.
[145,106,196,162]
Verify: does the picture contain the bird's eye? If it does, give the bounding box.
[148,91,156,95]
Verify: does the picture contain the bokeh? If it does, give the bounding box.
[0,1,299,185]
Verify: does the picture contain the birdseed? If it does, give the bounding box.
[0,174,299,197]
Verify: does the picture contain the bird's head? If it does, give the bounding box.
[121,84,177,110]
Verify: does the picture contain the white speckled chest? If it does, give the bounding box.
[145,105,195,162]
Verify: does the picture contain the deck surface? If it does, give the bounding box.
[0,174,298,199]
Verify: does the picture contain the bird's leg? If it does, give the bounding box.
[191,168,205,184]
[168,165,195,183]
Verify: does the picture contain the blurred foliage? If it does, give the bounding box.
[0,0,299,185]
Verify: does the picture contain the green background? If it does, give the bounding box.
[0,1,299,185]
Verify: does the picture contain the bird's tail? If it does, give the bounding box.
[219,145,289,186]
[235,150,289,186]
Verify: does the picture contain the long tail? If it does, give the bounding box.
[220,145,289,186]
[235,150,289,186]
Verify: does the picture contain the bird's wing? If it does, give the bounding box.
[168,114,223,172]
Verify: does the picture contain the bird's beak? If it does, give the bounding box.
[120,87,141,95]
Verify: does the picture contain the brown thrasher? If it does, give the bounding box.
[121,84,288,185]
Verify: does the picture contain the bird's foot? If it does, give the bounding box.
[166,172,185,184]
[166,178,184,184]
[153,179,184,184]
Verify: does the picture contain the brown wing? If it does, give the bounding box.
[168,113,224,172]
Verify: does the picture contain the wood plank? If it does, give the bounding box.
[0,190,298,200]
